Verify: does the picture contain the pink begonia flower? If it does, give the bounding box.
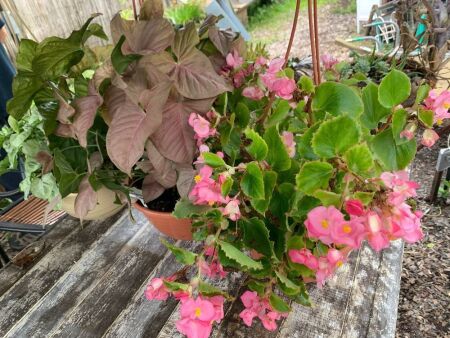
[330,217,366,249]
[388,203,424,243]
[321,53,338,70]
[198,257,227,279]
[176,296,224,338]
[365,211,390,252]
[260,58,296,100]
[255,56,267,67]
[282,131,296,158]
[344,199,365,217]
[315,249,348,287]
[226,50,243,69]
[288,248,319,270]
[189,166,228,206]
[421,129,439,148]
[222,198,241,221]
[233,69,246,88]
[239,291,286,330]
[173,290,191,302]
[206,110,217,121]
[424,89,450,125]
[144,277,171,301]
[239,291,262,326]
[242,86,265,100]
[380,171,419,206]
[188,113,216,139]
[400,129,414,140]
[305,206,345,245]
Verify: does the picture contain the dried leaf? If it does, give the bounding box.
[74,175,98,222]
[55,94,75,124]
[36,151,54,174]
[72,81,103,147]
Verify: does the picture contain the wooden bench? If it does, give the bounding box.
[0,209,403,337]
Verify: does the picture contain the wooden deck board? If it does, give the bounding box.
[0,208,404,338]
[0,211,124,336]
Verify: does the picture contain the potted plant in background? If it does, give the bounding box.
[1,14,129,222]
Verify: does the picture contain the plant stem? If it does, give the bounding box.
[257,0,302,125]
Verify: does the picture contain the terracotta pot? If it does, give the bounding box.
[61,187,124,221]
[134,202,192,240]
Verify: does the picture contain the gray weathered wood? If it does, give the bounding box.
[47,211,172,337]
[0,211,123,336]
[0,215,74,296]
[104,242,198,338]
[4,211,144,337]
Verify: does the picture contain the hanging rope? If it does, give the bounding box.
[283,0,301,66]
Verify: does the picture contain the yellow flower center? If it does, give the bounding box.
[437,119,443,126]
[194,175,202,183]
[208,201,215,206]
[336,260,343,267]
[342,224,352,234]
[195,307,202,318]
[321,220,329,229]
[444,102,450,109]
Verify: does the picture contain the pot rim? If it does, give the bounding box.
[134,200,177,217]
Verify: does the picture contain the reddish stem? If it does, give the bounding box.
[132,0,138,20]
[307,0,319,85]
[284,0,302,66]
[313,0,321,84]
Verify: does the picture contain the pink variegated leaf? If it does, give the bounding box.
[172,22,199,60]
[119,17,175,55]
[142,175,165,202]
[72,81,103,147]
[88,151,103,173]
[208,26,236,57]
[55,123,75,138]
[74,175,98,222]
[150,94,215,164]
[146,140,177,188]
[176,164,196,198]
[136,160,153,173]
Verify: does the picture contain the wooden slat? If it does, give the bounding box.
[104,242,199,338]
[0,211,125,336]
[3,211,145,337]
[0,216,74,296]
[46,212,174,337]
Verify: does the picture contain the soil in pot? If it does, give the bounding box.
[145,187,180,212]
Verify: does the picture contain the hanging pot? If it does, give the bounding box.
[134,202,192,240]
[61,187,124,221]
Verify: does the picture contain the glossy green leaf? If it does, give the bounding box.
[240,217,274,258]
[361,82,391,129]
[161,238,197,265]
[202,152,227,168]
[264,126,291,171]
[198,281,230,298]
[298,75,314,94]
[251,170,277,214]
[244,129,268,160]
[313,190,341,207]
[241,162,265,199]
[217,240,263,270]
[267,100,290,127]
[296,161,333,195]
[378,69,411,108]
[312,82,363,118]
[312,116,360,158]
[111,35,141,74]
[275,271,300,295]
[370,128,416,170]
[392,109,408,145]
[173,199,211,218]
[418,109,434,128]
[415,83,430,105]
[343,144,374,176]
[269,293,291,313]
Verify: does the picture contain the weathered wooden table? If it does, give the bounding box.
[0,209,403,338]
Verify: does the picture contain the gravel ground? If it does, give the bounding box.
[397,134,450,338]
[250,4,356,60]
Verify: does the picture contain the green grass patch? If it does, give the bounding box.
[248,0,355,32]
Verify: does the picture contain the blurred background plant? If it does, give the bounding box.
[164,1,205,25]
